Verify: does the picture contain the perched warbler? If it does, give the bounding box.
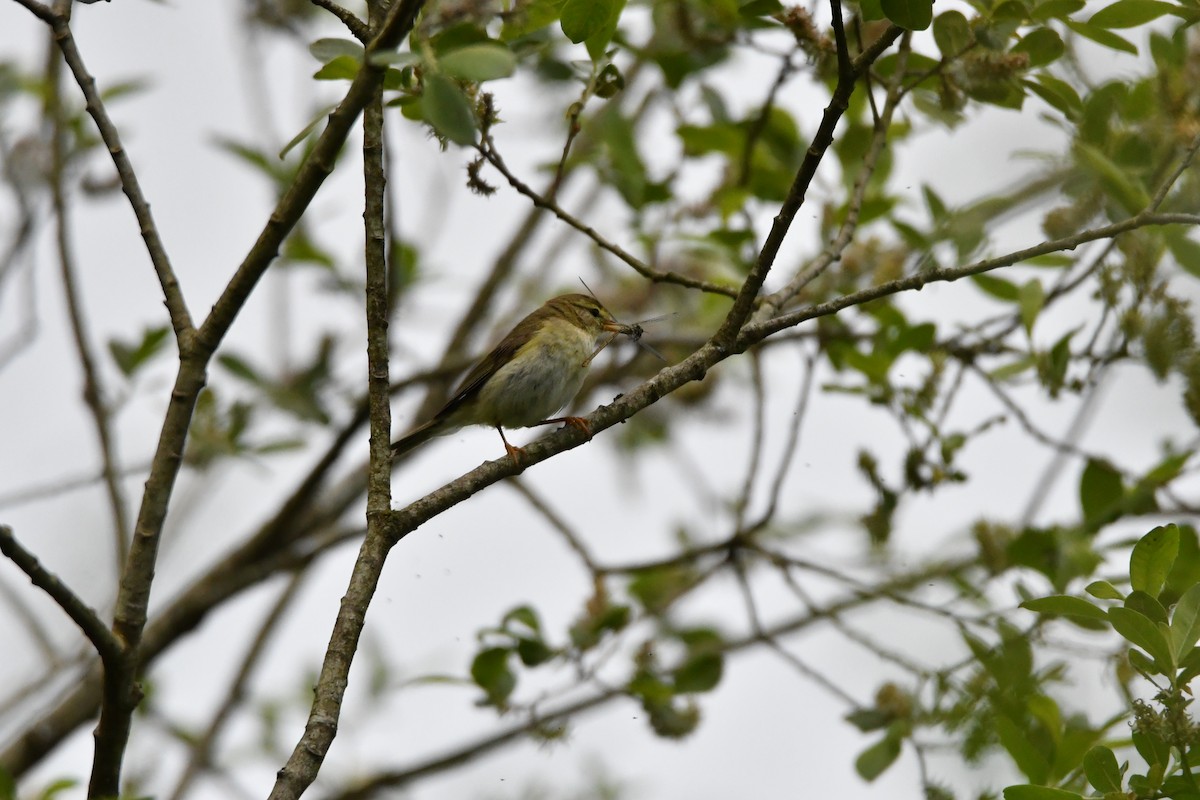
[391,293,626,465]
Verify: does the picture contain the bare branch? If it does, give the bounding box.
[309,0,369,41]
[49,17,195,338]
[478,138,739,299]
[47,44,130,570]
[0,526,121,665]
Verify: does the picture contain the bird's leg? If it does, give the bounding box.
[496,426,525,466]
[533,416,592,440]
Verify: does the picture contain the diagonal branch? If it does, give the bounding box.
[0,526,121,665]
[709,8,904,349]
[48,14,194,338]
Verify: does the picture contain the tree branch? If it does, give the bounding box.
[0,526,121,665]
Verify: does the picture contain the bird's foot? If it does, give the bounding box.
[560,416,592,440]
[504,441,526,467]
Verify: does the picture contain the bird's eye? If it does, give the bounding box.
[588,307,601,317]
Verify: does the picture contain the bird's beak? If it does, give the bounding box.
[602,320,625,334]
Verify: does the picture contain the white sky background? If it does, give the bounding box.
[0,1,1194,799]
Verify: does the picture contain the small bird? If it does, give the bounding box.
[391,293,626,465]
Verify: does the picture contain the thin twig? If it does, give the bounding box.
[710,11,904,350]
[478,138,739,298]
[760,31,913,316]
[0,526,121,664]
[50,15,194,338]
[309,0,369,41]
[167,571,309,800]
[509,478,599,573]
[47,41,131,570]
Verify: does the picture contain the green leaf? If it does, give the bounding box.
[1109,606,1175,672]
[854,733,902,781]
[1126,589,1168,624]
[882,0,934,29]
[308,37,364,63]
[990,355,1037,381]
[1063,19,1138,53]
[422,73,477,145]
[1085,580,1125,600]
[673,652,724,693]
[1171,582,1200,659]
[470,647,516,706]
[1019,279,1045,335]
[1131,524,1180,596]
[501,0,566,40]
[1020,595,1109,622]
[515,637,555,666]
[1083,745,1123,792]
[973,273,1021,301]
[440,44,517,82]
[109,326,170,377]
[1133,729,1171,768]
[1089,0,1177,27]
[996,714,1050,783]
[845,708,894,731]
[1003,786,1085,800]
[1013,27,1065,66]
[217,353,264,384]
[313,55,361,81]
[561,0,616,42]
[1031,0,1086,19]
[1080,458,1123,528]
[933,10,973,55]
[1025,75,1082,118]
[1075,142,1151,213]
[740,0,785,15]
[278,104,336,160]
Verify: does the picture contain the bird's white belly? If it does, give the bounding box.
[477,325,595,428]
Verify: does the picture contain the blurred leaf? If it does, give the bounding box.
[1013,27,1065,66]
[996,714,1050,783]
[854,732,902,781]
[440,44,517,81]
[1063,19,1137,53]
[1079,458,1123,528]
[515,637,555,666]
[1031,0,1086,19]
[501,0,565,40]
[470,647,515,707]
[933,10,972,55]
[1020,279,1045,335]
[109,326,170,378]
[1089,0,1177,27]
[973,273,1021,301]
[673,652,723,693]
[422,73,477,145]
[1020,595,1108,622]
[313,55,361,81]
[561,0,616,42]
[1003,786,1085,800]
[628,565,694,614]
[1025,74,1082,118]
[308,37,363,63]
[217,353,263,385]
[882,0,933,29]
[846,708,894,732]
[278,105,335,160]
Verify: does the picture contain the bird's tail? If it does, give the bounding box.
[390,418,451,460]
